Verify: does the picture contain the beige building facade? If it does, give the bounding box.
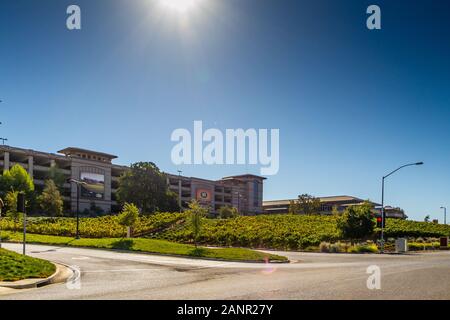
[167,173,265,215]
[0,145,126,213]
[0,145,265,215]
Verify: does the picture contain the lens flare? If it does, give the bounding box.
[261,256,277,275]
[160,0,201,13]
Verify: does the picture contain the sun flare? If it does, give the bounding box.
[160,0,202,13]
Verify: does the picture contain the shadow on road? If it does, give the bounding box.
[111,239,134,250]
[188,247,207,257]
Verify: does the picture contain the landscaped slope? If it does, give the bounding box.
[0,232,287,262]
[0,248,56,282]
[1,213,449,251]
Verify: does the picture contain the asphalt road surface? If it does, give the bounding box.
[1,243,450,299]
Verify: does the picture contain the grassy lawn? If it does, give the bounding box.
[0,231,288,263]
[0,248,56,282]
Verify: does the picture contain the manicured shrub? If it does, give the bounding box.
[348,244,378,253]
[320,242,330,253]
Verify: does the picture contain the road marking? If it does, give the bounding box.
[82,268,161,273]
[72,256,90,260]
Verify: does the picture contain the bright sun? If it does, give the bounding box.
[160,0,201,13]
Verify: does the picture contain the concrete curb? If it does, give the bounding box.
[0,262,73,289]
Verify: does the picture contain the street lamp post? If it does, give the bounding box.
[68,178,86,239]
[177,170,182,213]
[234,192,240,214]
[0,198,4,248]
[440,206,447,225]
[380,162,423,252]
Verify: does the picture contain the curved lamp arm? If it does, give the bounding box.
[383,162,423,179]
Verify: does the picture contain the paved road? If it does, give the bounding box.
[1,243,450,299]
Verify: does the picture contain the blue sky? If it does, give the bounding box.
[1,0,450,221]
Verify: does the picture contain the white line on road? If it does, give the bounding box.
[82,268,161,273]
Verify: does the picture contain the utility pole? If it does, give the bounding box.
[0,198,4,249]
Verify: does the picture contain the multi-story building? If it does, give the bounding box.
[263,195,407,219]
[166,173,265,215]
[0,145,127,213]
[0,145,265,215]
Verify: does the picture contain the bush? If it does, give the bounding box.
[186,201,208,247]
[408,242,440,251]
[218,206,238,219]
[383,219,450,238]
[415,237,424,243]
[330,242,350,253]
[38,180,64,217]
[348,244,378,253]
[319,242,330,253]
[118,203,140,237]
[337,201,375,242]
[329,243,340,253]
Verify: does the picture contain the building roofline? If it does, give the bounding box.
[57,147,118,160]
[0,145,69,160]
[263,196,381,206]
[221,174,267,180]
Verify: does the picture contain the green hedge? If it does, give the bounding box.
[383,219,450,238]
[0,212,187,238]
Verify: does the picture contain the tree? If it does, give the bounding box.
[1,164,34,195]
[116,162,178,213]
[218,205,238,219]
[289,194,321,215]
[160,190,180,213]
[5,190,18,214]
[0,165,35,215]
[186,200,208,247]
[118,203,140,238]
[38,180,64,217]
[46,165,66,191]
[332,205,340,216]
[288,200,297,214]
[337,201,375,243]
[5,191,21,231]
[0,174,12,196]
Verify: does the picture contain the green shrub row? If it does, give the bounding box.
[155,215,450,250]
[0,212,187,238]
[382,219,450,238]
